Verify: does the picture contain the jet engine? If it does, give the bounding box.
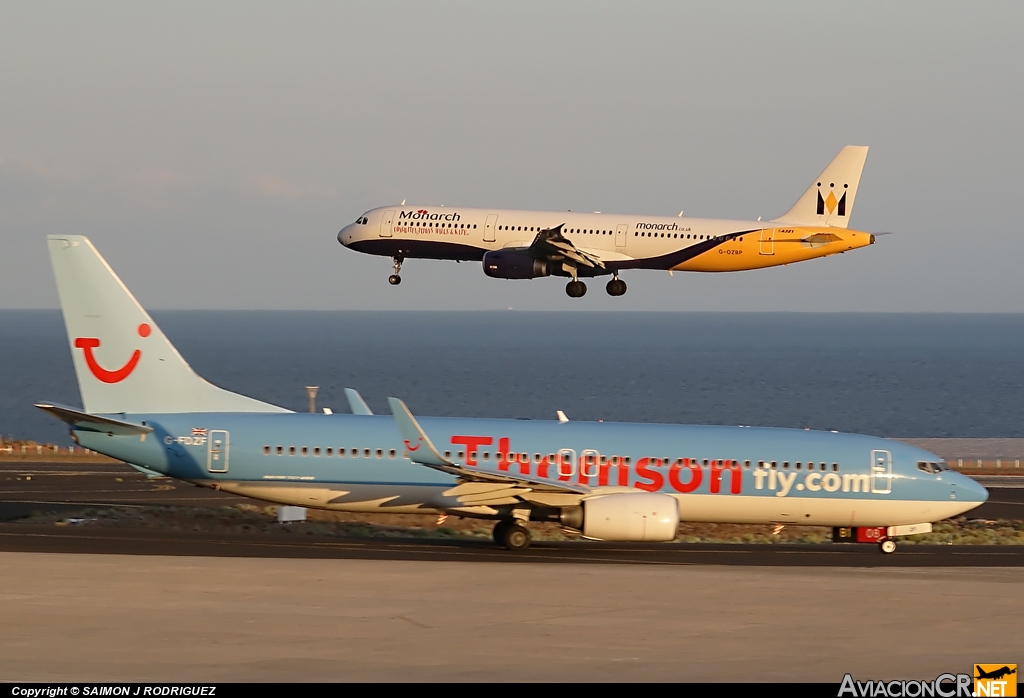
[482,250,550,279]
[559,493,680,542]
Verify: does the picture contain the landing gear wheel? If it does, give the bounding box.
[389,255,404,286]
[501,523,531,551]
[492,519,512,546]
[565,280,587,298]
[606,278,627,296]
[880,539,897,554]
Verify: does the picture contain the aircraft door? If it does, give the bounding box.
[484,214,498,243]
[615,224,627,248]
[207,430,229,473]
[759,228,775,255]
[870,450,892,494]
[379,210,396,238]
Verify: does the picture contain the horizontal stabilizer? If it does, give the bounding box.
[35,402,154,436]
[127,463,167,479]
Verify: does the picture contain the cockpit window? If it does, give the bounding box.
[916,461,948,474]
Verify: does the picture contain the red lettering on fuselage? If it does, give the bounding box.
[669,458,702,493]
[450,435,493,466]
[634,457,665,492]
[442,435,743,494]
[710,460,742,494]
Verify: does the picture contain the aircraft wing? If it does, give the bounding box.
[527,225,607,269]
[387,397,589,499]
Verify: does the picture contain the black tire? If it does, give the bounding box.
[606,279,626,296]
[565,280,587,298]
[492,519,511,546]
[502,523,531,551]
[880,539,897,554]
[388,274,402,286]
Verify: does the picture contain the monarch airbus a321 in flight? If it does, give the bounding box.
[37,235,986,553]
[338,146,877,297]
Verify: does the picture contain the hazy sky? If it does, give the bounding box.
[2,1,1022,311]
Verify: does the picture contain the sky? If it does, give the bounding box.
[1,1,1022,311]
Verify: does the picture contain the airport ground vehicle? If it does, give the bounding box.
[338,146,878,297]
[39,235,986,552]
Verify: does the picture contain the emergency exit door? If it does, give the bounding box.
[759,228,775,255]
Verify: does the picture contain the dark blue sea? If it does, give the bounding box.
[3,311,1024,445]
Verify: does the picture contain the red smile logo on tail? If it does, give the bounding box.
[74,323,150,384]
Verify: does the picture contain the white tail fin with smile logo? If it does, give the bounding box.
[773,145,869,229]
[47,235,288,415]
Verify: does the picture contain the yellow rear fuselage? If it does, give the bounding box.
[675,226,874,272]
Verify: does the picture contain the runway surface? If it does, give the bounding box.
[2,459,1023,566]
[2,553,1021,682]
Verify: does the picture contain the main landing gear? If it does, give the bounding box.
[565,280,587,298]
[388,256,404,286]
[606,277,627,297]
[493,519,532,551]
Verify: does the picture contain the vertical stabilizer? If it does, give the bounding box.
[47,235,289,415]
[773,146,868,229]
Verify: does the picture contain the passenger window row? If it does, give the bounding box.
[260,445,842,473]
[408,222,477,229]
[758,461,840,472]
[264,445,397,459]
[634,232,742,241]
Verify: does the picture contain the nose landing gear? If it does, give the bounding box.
[606,277,627,296]
[388,256,404,286]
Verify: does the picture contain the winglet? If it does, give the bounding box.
[387,397,453,467]
[345,388,374,415]
[556,410,569,423]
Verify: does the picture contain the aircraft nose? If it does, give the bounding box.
[338,225,353,247]
[954,472,989,503]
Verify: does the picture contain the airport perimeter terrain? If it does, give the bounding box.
[1,449,1022,681]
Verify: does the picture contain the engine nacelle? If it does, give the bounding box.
[482,250,550,279]
[561,493,680,542]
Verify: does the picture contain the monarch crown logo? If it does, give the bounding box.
[817,181,849,216]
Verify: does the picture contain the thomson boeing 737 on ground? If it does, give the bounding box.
[339,146,878,297]
[38,236,985,552]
